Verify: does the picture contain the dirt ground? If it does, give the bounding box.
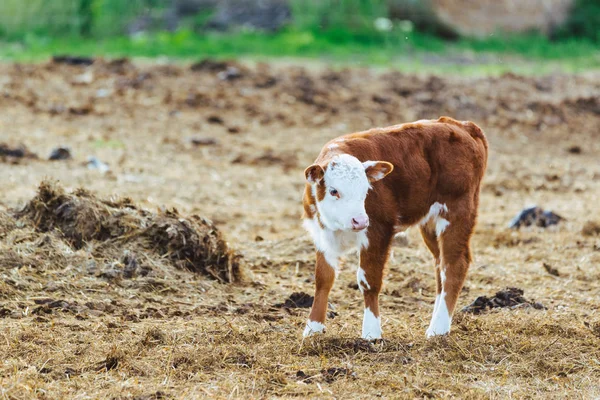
[1,58,600,399]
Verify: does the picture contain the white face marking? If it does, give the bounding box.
[316,154,371,232]
[327,143,339,150]
[426,291,451,338]
[302,154,373,266]
[420,202,450,236]
[356,267,371,293]
[303,320,325,337]
[362,308,382,340]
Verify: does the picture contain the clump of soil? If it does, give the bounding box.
[295,367,357,384]
[15,180,242,282]
[52,55,94,66]
[462,288,546,314]
[321,367,357,383]
[543,262,560,277]
[190,59,244,75]
[509,206,564,229]
[276,292,313,308]
[95,346,125,372]
[48,147,72,161]
[581,221,600,237]
[0,143,38,161]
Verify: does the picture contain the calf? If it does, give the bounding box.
[302,117,488,339]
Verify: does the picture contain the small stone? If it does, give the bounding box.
[189,136,217,146]
[87,157,110,173]
[567,145,582,154]
[49,147,72,161]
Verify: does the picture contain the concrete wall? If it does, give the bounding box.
[432,0,574,37]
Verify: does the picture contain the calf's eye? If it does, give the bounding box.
[329,188,339,198]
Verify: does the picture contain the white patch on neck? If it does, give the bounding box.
[303,218,369,270]
[362,308,382,340]
[426,291,451,338]
[420,202,450,237]
[356,267,371,293]
[303,320,326,337]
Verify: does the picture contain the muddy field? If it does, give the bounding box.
[1,58,600,399]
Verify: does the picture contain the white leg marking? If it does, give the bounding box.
[303,320,326,337]
[431,265,445,315]
[362,308,382,340]
[356,230,369,251]
[356,267,371,293]
[432,292,441,315]
[436,218,450,236]
[420,202,450,237]
[426,291,451,338]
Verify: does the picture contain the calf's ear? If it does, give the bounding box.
[363,161,394,182]
[305,164,324,183]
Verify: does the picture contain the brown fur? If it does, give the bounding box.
[303,117,488,330]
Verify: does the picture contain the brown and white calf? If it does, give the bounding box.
[302,116,488,339]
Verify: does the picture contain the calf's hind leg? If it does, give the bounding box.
[426,205,476,338]
[419,226,442,317]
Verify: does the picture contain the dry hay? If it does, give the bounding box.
[1,59,600,399]
[12,180,241,283]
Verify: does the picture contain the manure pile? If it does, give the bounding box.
[1,180,241,286]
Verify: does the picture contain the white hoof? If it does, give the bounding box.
[361,308,382,340]
[303,320,325,337]
[426,294,451,338]
[426,324,450,338]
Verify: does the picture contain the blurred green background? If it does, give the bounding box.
[0,0,598,73]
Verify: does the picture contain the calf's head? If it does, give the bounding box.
[305,154,393,232]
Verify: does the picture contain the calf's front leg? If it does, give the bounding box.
[303,252,336,337]
[358,231,392,340]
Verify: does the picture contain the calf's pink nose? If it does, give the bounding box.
[351,215,369,230]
